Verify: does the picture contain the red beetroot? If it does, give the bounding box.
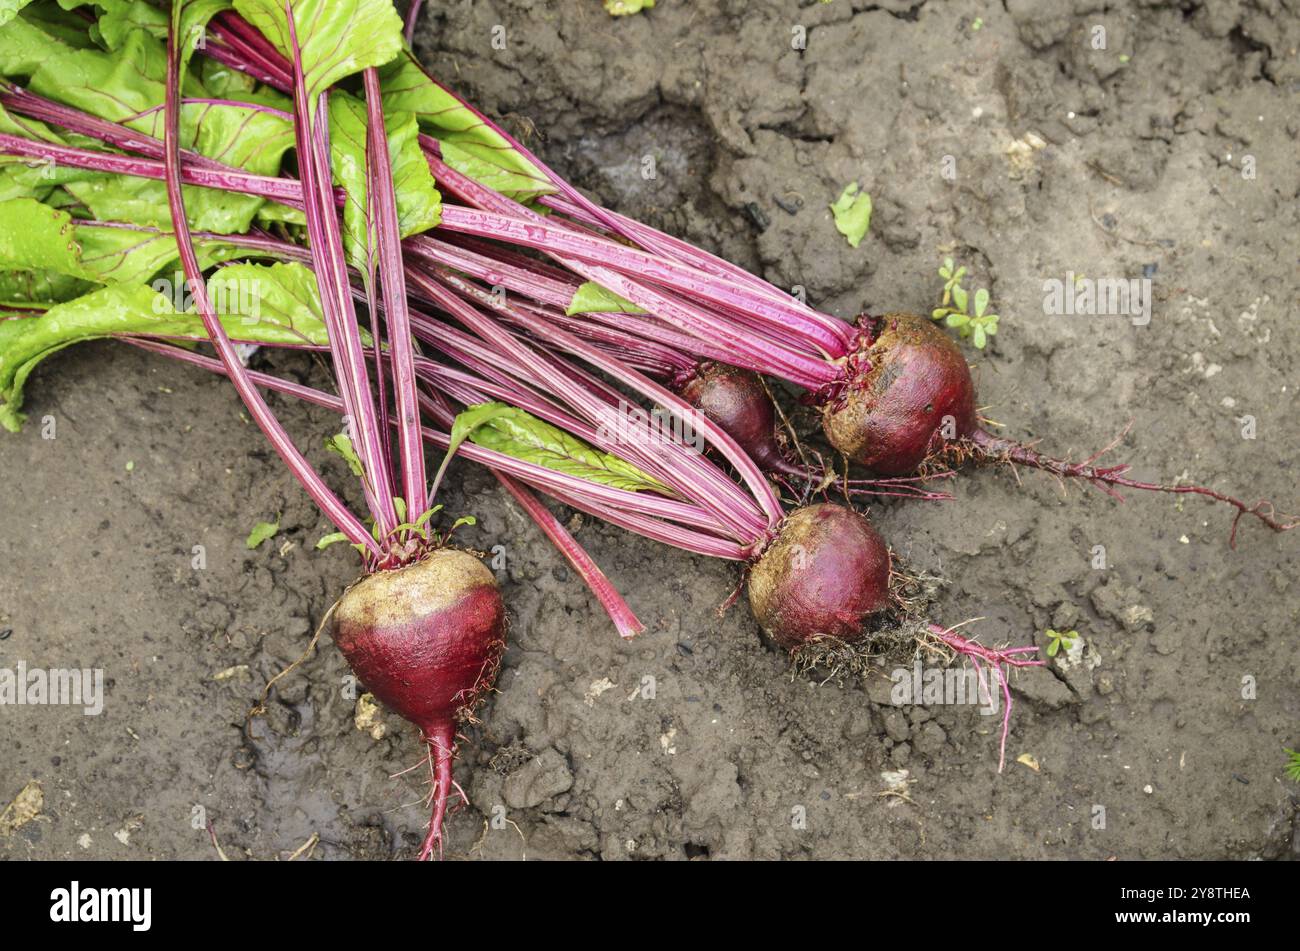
[330,549,506,860]
[680,362,786,474]
[747,503,892,650]
[823,314,1296,545]
[823,315,977,476]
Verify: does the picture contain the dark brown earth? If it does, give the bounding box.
[2,0,1298,860]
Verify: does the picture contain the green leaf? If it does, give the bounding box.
[315,531,350,550]
[972,325,986,349]
[430,400,520,498]
[79,223,248,285]
[0,197,253,285]
[454,401,674,494]
[27,28,174,123]
[1285,749,1300,782]
[245,517,279,549]
[96,0,169,49]
[0,268,92,306]
[379,51,554,202]
[0,1,35,31]
[324,432,364,477]
[130,99,296,180]
[327,92,441,266]
[944,312,969,331]
[172,0,236,71]
[0,198,90,281]
[12,2,96,50]
[974,287,989,318]
[206,262,337,345]
[566,281,647,317]
[829,182,872,249]
[0,274,329,431]
[0,10,77,77]
[23,30,293,233]
[952,284,968,314]
[604,0,654,13]
[232,0,404,102]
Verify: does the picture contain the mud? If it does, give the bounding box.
[2,0,1297,859]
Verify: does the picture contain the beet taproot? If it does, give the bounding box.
[330,548,506,859]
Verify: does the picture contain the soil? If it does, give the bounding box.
[2,0,1298,860]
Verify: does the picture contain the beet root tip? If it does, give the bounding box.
[747,503,891,651]
[418,722,459,861]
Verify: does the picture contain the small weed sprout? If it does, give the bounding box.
[1285,748,1300,782]
[1045,628,1080,658]
[932,257,999,349]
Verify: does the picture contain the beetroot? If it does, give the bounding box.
[823,315,978,476]
[330,549,506,859]
[747,504,892,650]
[822,314,1296,545]
[679,362,786,473]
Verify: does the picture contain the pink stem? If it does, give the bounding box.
[159,16,375,554]
[128,340,743,555]
[364,67,426,517]
[494,474,644,639]
[283,8,397,536]
[421,266,779,538]
[404,0,424,43]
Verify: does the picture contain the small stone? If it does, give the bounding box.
[882,710,911,742]
[889,743,911,767]
[0,781,42,836]
[353,693,386,740]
